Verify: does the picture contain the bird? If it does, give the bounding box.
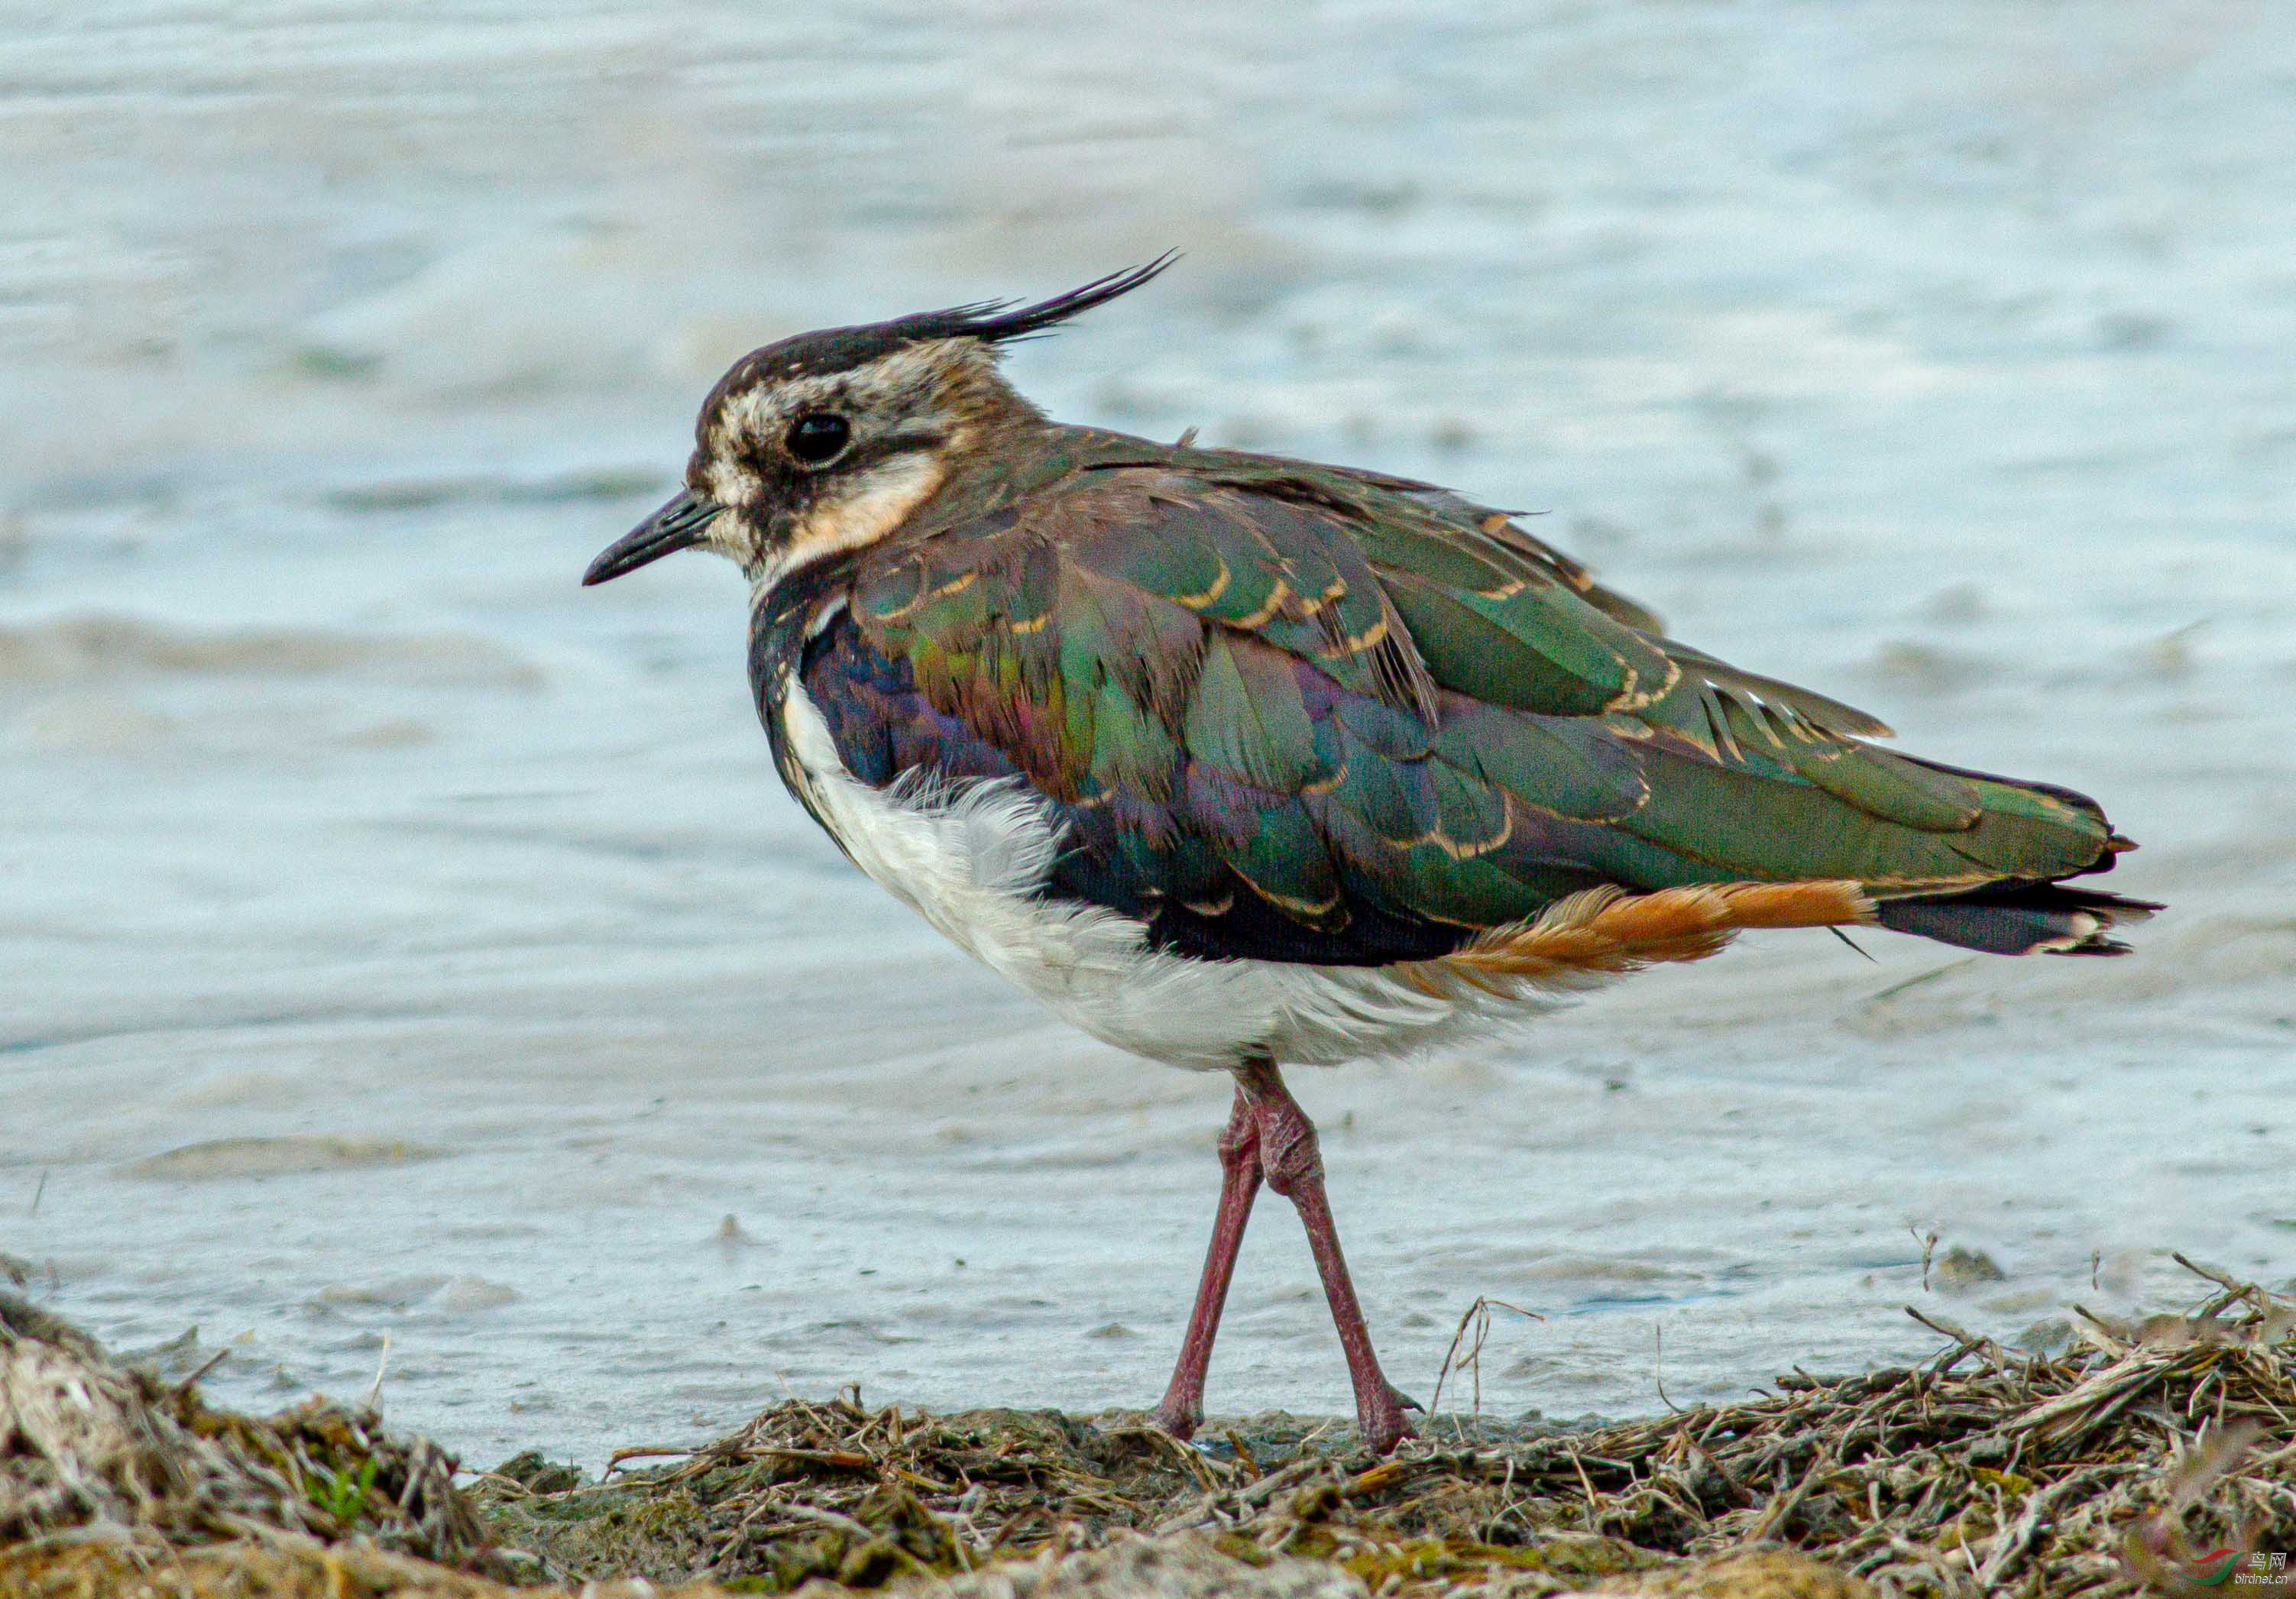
[582,257,2157,1454]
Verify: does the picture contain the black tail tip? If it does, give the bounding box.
[1874,885,2161,958]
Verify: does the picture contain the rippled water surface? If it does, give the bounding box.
[5,2,2294,1470]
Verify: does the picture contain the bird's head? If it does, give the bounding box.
[585,256,1174,591]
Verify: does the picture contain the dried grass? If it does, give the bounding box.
[0,1289,489,1576]
[481,1256,2296,1597]
[8,1261,2296,1599]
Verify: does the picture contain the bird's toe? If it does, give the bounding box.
[1148,1399,1203,1442]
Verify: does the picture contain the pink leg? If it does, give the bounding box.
[1151,1086,1261,1439]
[1236,1056,1417,1454]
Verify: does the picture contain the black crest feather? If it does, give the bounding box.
[711,255,1181,402]
[891,253,1180,347]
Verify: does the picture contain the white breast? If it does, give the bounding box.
[776,681,1571,1071]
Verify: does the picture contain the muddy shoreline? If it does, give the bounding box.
[8,1269,2295,1599]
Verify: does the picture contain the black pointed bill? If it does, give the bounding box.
[584,490,722,586]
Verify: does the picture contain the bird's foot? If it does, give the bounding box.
[1148,1393,1202,1442]
[1357,1379,1420,1455]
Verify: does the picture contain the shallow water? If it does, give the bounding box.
[5,2,2294,1471]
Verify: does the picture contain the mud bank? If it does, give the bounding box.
[8,1268,2296,1599]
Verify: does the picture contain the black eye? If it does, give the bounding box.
[785,413,851,464]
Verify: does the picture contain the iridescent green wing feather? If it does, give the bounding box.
[836,435,2120,963]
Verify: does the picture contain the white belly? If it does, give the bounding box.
[776,682,1569,1071]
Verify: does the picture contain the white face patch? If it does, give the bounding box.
[753,452,947,589]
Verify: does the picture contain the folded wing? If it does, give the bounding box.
[810,455,2146,966]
